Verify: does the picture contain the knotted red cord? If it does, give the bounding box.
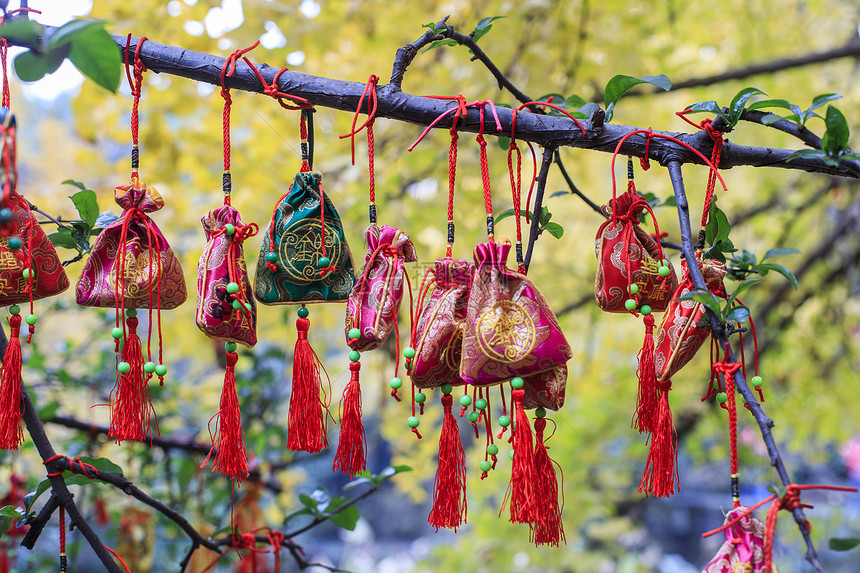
[243,57,309,109]
[713,349,742,508]
[474,100,503,240]
[677,111,726,229]
[124,34,148,179]
[43,455,99,479]
[211,222,259,331]
[339,75,379,223]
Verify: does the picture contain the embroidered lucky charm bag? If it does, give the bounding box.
[702,506,768,573]
[76,39,187,444]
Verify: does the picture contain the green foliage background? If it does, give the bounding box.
[1,0,859,571]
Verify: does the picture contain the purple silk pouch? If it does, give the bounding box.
[196,205,258,347]
[703,506,767,572]
[345,225,418,351]
[410,258,472,389]
[76,180,186,309]
[460,240,572,387]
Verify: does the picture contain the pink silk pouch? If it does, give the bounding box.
[345,224,417,351]
[460,240,572,387]
[410,258,472,389]
[76,180,186,310]
[655,257,727,381]
[703,506,767,573]
[195,205,257,347]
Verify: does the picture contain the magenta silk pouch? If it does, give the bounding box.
[703,506,767,573]
[460,240,572,387]
[345,224,417,351]
[196,205,257,347]
[410,258,472,389]
[76,180,187,310]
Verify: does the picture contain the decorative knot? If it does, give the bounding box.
[43,455,99,479]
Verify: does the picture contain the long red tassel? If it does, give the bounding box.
[531,415,565,546]
[203,351,249,483]
[508,384,537,524]
[333,361,365,477]
[633,314,657,433]
[0,314,23,450]
[109,315,147,443]
[287,314,328,453]
[428,393,467,531]
[638,379,678,497]
[1,539,7,573]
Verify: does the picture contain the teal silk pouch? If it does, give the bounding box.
[254,171,355,304]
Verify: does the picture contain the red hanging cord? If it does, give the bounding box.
[714,348,742,508]
[124,35,148,179]
[676,111,726,229]
[338,75,379,223]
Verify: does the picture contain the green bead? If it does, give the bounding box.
[25,314,37,326]
[751,375,763,387]
[475,398,488,410]
[348,328,361,341]
[740,394,748,405]
[414,392,426,404]
[143,361,156,374]
[403,347,416,359]
[511,377,524,389]
[155,364,168,377]
[498,415,511,428]
[8,304,20,316]
[640,305,652,316]
[126,308,138,318]
[440,383,453,395]
[348,350,360,362]
[628,284,639,295]
[225,342,237,353]
[508,450,514,460]
[111,327,123,339]
[224,223,235,235]
[658,265,671,277]
[624,298,637,311]
[317,256,331,268]
[297,307,309,318]
[21,268,30,280]
[232,299,243,310]
[716,392,728,404]
[265,252,278,263]
[487,444,499,456]
[389,377,402,390]
[479,460,492,472]
[7,237,21,251]
[468,411,479,423]
[407,416,420,428]
[117,362,131,374]
[535,407,547,418]
[459,395,472,407]
[226,282,240,294]
[0,208,12,223]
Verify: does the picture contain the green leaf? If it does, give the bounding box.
[704,200,730,246]
[603,74,671,122]
[565,94,587,108]
[761,248,800,261]
[821,105,849,154]
[342,477,374,491]
[785,148,827,163]
[421,22,438,33]
[725,305,750,324]
[684,100,729,122]
[717,239,736,253]
[494,208,533,225]
[0,505,21,519]
[760,112,799,126]
[726,278,763,307]
[210,525,234,538]
[754,263,798,290]
[66,24,123,93]
[48,230,79,250]
[729,87,766,126]
[283,507,313,526]
[575,102,601,119]
[325,497,360,531]
[69,189,99,228]
[808,93,841,114]
[550,190,569,198]
[37,401,61,420]
[674,288,721,316]
[746,98,796,113]
[538,206,551,225]
[661,196,676,207]
[544,222,564,239]
[421,38,458,53]
[48,19,105,49]
[94,211,119,230]
[0,516,12,537]
[14,45,69,82]
[0,19,42,47]
[471,16,504,42]
[829,537,860,551]
[61,179,90,192]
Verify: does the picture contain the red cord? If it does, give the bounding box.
[339,75,379,222]
[714,349,741,507]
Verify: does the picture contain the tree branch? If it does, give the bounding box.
[666,160,825,572]
[523,144,555,273]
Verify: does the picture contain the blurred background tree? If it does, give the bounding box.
[0,0,859,571]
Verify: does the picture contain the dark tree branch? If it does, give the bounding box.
[523,144,556,273]
[666,160,825,572]
[388,17,447,90]
[20,492,60,549]
[48,415,211,455]
[740,110,823,149]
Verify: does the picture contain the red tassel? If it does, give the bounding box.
[287,316,328,453]
[333,361,365,477]
[0,315,23,450]
[0,540,7,573]
[633,313,657,433]
[202,351,249,483]
[428,393,467,531]
[531,416,565,546]
[109,316,149,443]
[508,387,537,524]
[638,380,678,497]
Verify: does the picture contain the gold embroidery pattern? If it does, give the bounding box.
[732,562,753,573]
[0,238,19,271]
[443,324,464,371]
[108,246,162,299]
[476,300,536,363]
[278,219,343,284]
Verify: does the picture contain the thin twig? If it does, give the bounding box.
[389,17,447,90]
[523,145,556,273]
[553,149,603,215]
